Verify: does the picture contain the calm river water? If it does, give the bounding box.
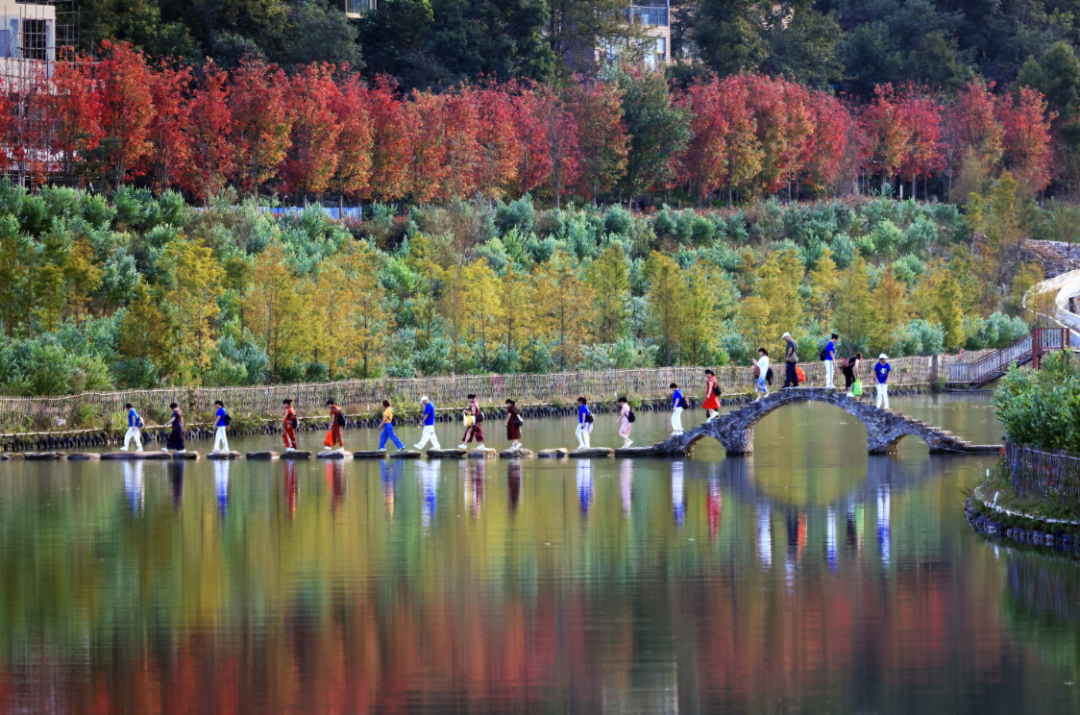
[0,394,1078,714]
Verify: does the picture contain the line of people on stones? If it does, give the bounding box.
[116,340,894,456]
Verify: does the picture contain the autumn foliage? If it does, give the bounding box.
[0,43,1060,203]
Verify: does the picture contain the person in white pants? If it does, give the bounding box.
[575,397,592,448]
[669,382,684,436]
[824,332,838,388]
[874,354,892,409]
[415,396,442,450]
[212,400,230,453]
[122,403,143,452]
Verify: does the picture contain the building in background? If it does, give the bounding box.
[344,0,377,18]
[0,0,75,81]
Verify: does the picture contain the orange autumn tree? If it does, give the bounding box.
[365,76,412,203]
[862,83,914,193]
[97,41,156,189]
[510,83,554,197]
[145,63,192,193]
[680,77,729,207]
[715,74,761,206]
[801,90,851,195]
[439,91,482,201]
[280,64,342,203]
[182,61,234,205]
[406,90,450,203]
[471,83,520,198]
[230,58,292,197]
[329,73,374,209]
[1001,86,1055,195]
[568,78,627,203]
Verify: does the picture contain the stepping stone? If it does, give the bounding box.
[317,451,351,460]
[614,446,661,457]
[353,450,389,459]
[24,452,64,461]
[427,449,467,459]
[67,452,100,461]
[568,448,615,458]
[172,451,200,460]
[0,453,24,461]
[537,448,568,459]
[389,450,423,459]
[246,451,279,460]
[468,448,498,459]
[101,451,170,460]
[280,451,312,460]
[207,451,242,460]
[500,448,535,459]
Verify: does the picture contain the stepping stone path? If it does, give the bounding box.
[428,449,467,459]
[353,450,389,459]
[24,452,64,461]
[172,451,200,460]
[67,453,101,461]
[246,451,279,460]
[468,448,498,459]
[614,446,663,457]
[102,451,170,460]
[390,450,423,459]
[568,448,615,458]
[537,448,568,459]
[280,451,312,459]
[317,451,351,460]
[0,453,24,460]
[500,449,535,458]
[207,451,242,460]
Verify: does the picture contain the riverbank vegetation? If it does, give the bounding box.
[0,184,1038,396]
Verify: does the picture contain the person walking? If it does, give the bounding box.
[670,383,685,436]
[378,399,405,452]
[842,352,863,395]
[782,332,799,388]
[282,399,298,452]
[575,397,593,449]
[617,396,633,448]
[755,347,770,400]
[459,394,485,450]
[703,369,721,421]
[122,403,143,452]
[415,396,442,451]
[212,400,230,453]
[505,399,523,451]
[824,332,838,388]
[164,403,185,452]
[324,399,346,453]
[874,354,892,409]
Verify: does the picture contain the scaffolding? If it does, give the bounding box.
[0,1,78,184]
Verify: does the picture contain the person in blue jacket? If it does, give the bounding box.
[670,383,685,436]
[122,403,143,452]
[575,397,593,449]
[874,354,892,409]
[825,332,838,388]
[212,400,230,453]
[414,396,442,451]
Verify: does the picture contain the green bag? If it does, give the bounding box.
[852,379,863,397]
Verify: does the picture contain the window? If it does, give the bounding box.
[655,37,667,66]
[345,0,376,15]
[22,19,47,61]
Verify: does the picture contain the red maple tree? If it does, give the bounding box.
[1001,86,1055,194]
[181,61,234,205]
[329,73,374,209]
[145,63,193,193]
[280,63,342,202]
[229,58,292,197]
[96,41,156,190]
[364,77,412,203]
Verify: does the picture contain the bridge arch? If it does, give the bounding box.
[654,388,970,456]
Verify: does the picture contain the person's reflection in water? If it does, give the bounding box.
[168,460,185,511]
[419,459,440,531]
[214,459,230,517]
[381,459,401,520]
[672,460,686,528]
[620,459,632,518]
[123,460,144,515]
[577,459,594,518]
[757,501,772,570]
[468,460,485,518]
[846,496,864,556]
[284,460,298,520]
[785,512,803,590]
[826,506,838,573]
[326,460,345,517]
[877,484,891,569]
[507,461,522,515]
[707,476,721,542]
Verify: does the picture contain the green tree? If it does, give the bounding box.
[644,252,688,366]
[533,252,595,370]
[463,260,502,368]
[833,256,880,354]
[588,244,631,343]
[249,242,311,381]
[930,265,965,351]
[547,0,643,74]
[161,237,225,383]
[340,245,393,378]
[603,63,691,208]
[118,283,177,379]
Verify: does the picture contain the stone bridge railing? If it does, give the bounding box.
[650,388,1001,456]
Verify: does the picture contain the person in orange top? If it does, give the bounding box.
[324,399,345,453]
[702,369,720,421]
[282,399,298,451]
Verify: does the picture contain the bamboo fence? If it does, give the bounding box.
[0,352,983,431]
[1005,441,1080,507]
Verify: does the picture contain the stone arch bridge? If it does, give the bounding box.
[651,388,1000,456]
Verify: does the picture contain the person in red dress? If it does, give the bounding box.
[459,394,484,449]
[703,369,720,421]
[282,399,297,451]
[324,399,345,453]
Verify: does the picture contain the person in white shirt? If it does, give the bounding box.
[755,348,770,400]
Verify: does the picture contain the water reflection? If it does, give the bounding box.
[326,459,345,516]
[827,506,838,573]
[379,459,397,520]
[419,459,439,531]
[507,461,521,515]
[757,500,773,570]
[620,459,632,517]
[707,475,721,541]
[577,459,593,517]
[672,460,685,528]
[122,460,144,515]
[168,459,185,510]
[284,460,298,520]
[877,484,891,569]
[466,460,484,518]
[214,459,229,517]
